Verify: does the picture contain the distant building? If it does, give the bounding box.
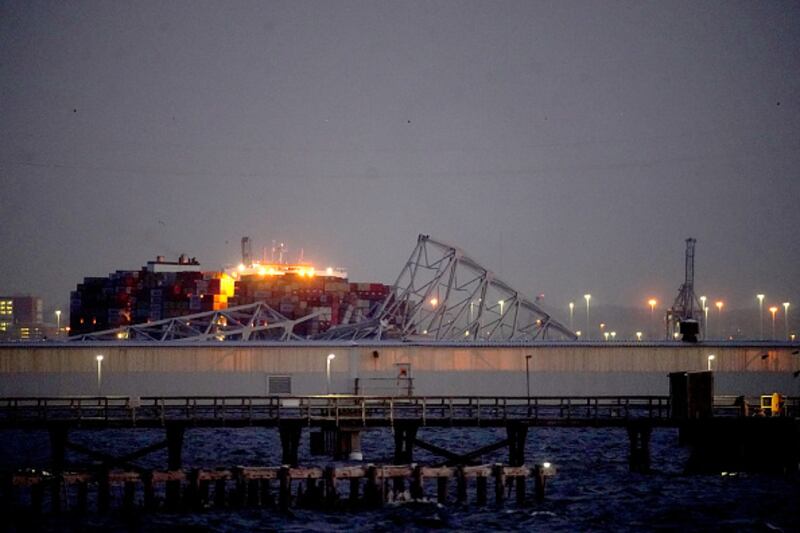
[0,295,45,340]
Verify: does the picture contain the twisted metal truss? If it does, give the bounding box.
[319,234,576,341]
[69,302,318,342]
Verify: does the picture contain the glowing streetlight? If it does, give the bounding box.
[756,294,765,340]
[55,310,62,336]
[603,331,609,341]
[326,353,336,394]
[568,302,575,332]
[769,306,779,340]
[707,354,715,371]
[498,300,505,316]
[700,296,707,338]
[95,354,104,395]
[783,302,790,340]
[636,331,643,341]
[647,298,657,338]
[430,297,438,308]
[583,294,591,340]
[610,331,616,341]
[715,301,724,339]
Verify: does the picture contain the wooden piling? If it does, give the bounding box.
[476,476,487,506]
[31,481,43,515]
[456,465,467,503]
[142,472,156,511]
[437,476,448,504]
[324,466,338,506]
[97,470,110,513]
[365,464,381,507]
[493,464,505,505]
[76,479,88,514]
[411,464,424,500]
[534,465,546,501]
[278,466,291,512]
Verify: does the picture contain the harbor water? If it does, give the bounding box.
[2,425,799,532]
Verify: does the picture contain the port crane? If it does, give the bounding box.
[666,238,704,342]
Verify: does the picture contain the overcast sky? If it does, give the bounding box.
[1,1,798,319]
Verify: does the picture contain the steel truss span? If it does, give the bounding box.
[69,302,318,342]
[319,234,576,341]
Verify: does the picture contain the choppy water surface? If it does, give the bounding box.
[3,426,798,532]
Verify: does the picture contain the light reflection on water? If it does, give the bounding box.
[2,426,798,532]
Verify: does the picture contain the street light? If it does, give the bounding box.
[757,294,765,340]
[583,294,591,340]
[783,302,790,340]
[769,306,779,340]
[715,301,724,339]
[525,355,532,398]
[568,302,574,332]
[95,354,104,396]
[326,353,336,394]
[647,298,657,338]
[603,331,609,341]
[700,296,707,339]
[55,310,62,336]
[707,354,715,372]
[610,331,616,341]
[636,331,642,341]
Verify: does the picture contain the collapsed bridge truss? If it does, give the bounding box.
[69,235,575,343]
[318,235,576,342]
[70,302,318,342]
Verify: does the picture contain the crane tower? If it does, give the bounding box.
[666,238,704,342]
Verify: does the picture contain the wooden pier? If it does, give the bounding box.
[1,393,798,516]
[9,461,556,514]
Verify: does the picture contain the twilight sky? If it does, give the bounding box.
[1,1,799,319]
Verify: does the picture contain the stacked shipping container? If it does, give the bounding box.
[70,258,391,338]
[70,264,232,335]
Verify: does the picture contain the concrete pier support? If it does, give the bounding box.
[506,422,528,466]
[393,421,418,463]
[626,422,652,473]
[279,421,303,466]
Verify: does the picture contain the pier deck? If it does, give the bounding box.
[1,394,795,429]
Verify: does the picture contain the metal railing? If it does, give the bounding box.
[0,395,795,428]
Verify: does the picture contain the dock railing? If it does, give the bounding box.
[0,395,795,428]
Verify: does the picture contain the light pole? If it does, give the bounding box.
[648,298,657,338]
[769,306,778,340]
[568,302,574,332]
[584,294,591,340]
[55,310,61,336]
[95,354,104,396]
[326,353,336,394]
[700,296,707,339]
[757,294,765,340]
[525,354,531,398]
[715,301,724,339]
[707,354,715,372]
[783,302,790,340]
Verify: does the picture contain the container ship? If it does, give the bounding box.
[70,251,390,339]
